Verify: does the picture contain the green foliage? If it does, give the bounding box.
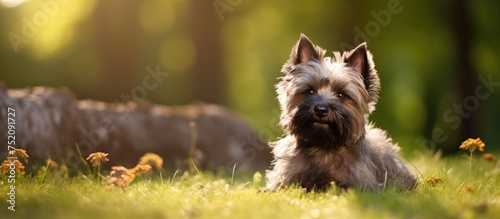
[2,151,499,219]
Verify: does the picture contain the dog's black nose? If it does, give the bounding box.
[314,105,328,117]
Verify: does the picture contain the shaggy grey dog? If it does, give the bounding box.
[265,34,417,191]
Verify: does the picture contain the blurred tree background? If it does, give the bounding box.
[1,0,499,154]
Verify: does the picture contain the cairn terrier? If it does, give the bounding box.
[265,34,417,191]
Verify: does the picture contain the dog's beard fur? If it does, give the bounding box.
[291,100,354,147]
[266,34,417,192]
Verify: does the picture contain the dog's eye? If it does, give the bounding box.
[306,89,315,95]
[337,93,346,99]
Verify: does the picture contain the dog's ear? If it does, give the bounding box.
[344,42,380,107]
[290,34,319,65]
[282,34,322,75]
[344,43,373,82]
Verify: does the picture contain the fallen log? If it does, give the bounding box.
[0,84,272,173]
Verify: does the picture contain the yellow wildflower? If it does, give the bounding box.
[426,176,443,186]
[189,121,196,129]
[105,164,151,189]
[106,166,134,189]
[459,138,485,153]
[131,164,152,176]
[46,158,59,169]
[86,152,109,166]
[0,159,25,175]
[11,149,29,163]
[461,184,476,193]
[138,153,163,170]
[482,153,497,163]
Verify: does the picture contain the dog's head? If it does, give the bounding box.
[276,34,380,146]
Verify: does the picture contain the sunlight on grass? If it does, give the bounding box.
[1,147,499,219]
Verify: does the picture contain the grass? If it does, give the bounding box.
[1,149,499,219]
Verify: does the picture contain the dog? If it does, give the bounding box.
[265,34,417,191]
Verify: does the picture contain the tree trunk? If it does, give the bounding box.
[450,0,477,144]
[93,0,140,101]
[0,85,271,174]
[190,0,225,104]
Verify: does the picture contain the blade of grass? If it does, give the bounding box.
[160,170,164,184]
[38,161,51,184]
[75,143,92,176]
[231,164,236,187]
[170,169,179,185]
[190,159,205,183]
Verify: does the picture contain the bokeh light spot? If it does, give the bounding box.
[159,35,196,72]
[0,0,26,8]
[139,0,175,34]
[395,93,427,132]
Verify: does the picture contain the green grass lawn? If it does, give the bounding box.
[1,149,499,219]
